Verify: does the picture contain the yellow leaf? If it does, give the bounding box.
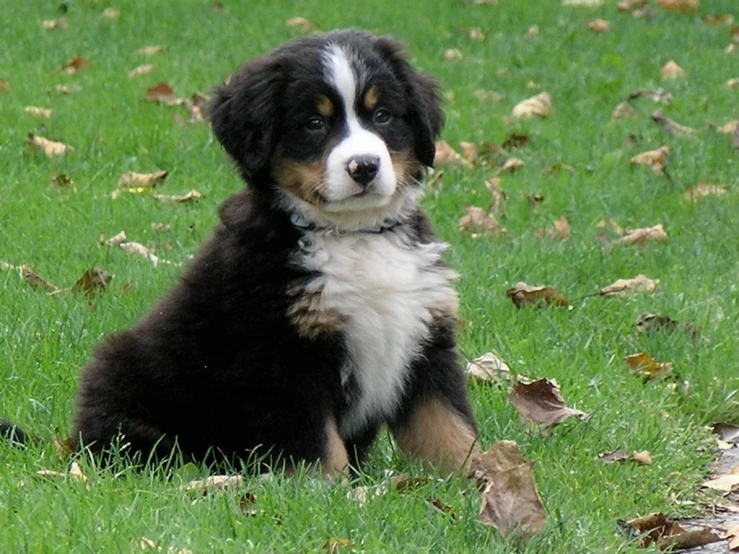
[624,352,673,379]
[506,283,568,308]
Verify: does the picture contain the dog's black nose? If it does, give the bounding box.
[346,155,380,187]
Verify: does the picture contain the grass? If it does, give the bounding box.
[1,0,738,552]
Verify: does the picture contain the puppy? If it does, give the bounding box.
[8,29,478,476]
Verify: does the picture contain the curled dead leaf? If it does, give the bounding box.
[597,449,630,464]
[629,146,669,173]
[500,157,524,173]
[25,106,53,118]
[684,183,730,201]
[512,92,552,118]
[458,141,478,161]
[28,134,73,157]
[51,84,80,95]
[702,474,739,493]
[596,218,623,236]
[473,89,504,102]
[135,45,166,56]
[51,173,75,189]
[619,512,720,550]
[510,379,588,428]
[59,55,91,74]
[656,0,699,12]
[703,14,734,25]
[466,352,511,384]
[37,461,87,482]
[104,231,128,247]
[128,64,156,78]
[120,242,160,267]
[459,206,505,236]
[611,101,636,120]
[118,170,169,188]
[628,88,673,104]
[651,109,697,137]
[630,451,652,465]
[434,140,467,165]
[613,224,668,246]
[587,19,609,33]
[153,190,202,203]
[443,48,464,61]
[599,274,658,296]
[636,312,702,340]
[624,352,673,380]
[505,282,568,308]
[144,82,182,105]
[618,0,648,11]
[72,268,112,298]
[468,440,527,488]
[478,462,547,539]
[661,60,686,80]
[534,216,570,240]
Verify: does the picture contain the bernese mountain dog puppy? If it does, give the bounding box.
[3,29,478,476]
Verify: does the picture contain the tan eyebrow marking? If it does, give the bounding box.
[317,94,334,117]
[363,86,381,111]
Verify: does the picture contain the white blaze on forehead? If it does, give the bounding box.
[322,45,396,211]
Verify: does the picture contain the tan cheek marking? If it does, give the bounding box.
[322,416,350,476]
[317,95,334,118]
[271,152,328,206]
[390,398,479,476]
[363,86,381,111]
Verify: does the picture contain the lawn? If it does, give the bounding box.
[1,0,738,552]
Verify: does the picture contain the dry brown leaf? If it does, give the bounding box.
[459,206,505,236]
[629,146,670,173]
[485,177,506,217]
[712,423,739,443]
[51,173,75,189]
[534,216,570,240]
[135,45,166,56]
[128,64,156,78]
[118,170,169,188]
[656,0,699,12]
[25,106,53,118]
[72,268,112,298]
[427,497,456,518]
[53,429,74,458]
[597,450,630,463]
[443,48,464,61]
[185,475,245,493]
[468,440,527,488]
[466,27,486,41]
[702,474,739,493]
[661,60,686,80]
[144,82,182,105]
[599,274,658,296]
[684,183,730,201]
[611,101,636,120]
[596,218,624,236]
[631,451,653,465]
[42,17,67,30]
[500,157,524,173]
[104,231,128,247]
[587,19,610,33]
[183,92,208,123]
[505,283,568,308]
[323,538,353,553]
[725,523,739,550]
[101,7,120,19]
[501,133,529,149]
[28,134,73,157]
[618,0,648,11]
[614,224,668,246]
[458,141,478,161]
[153,190,202,203]
[434,140,467,165]
[509,379,588,428]
[651,109,697,137]
[120,242,160,266]
[285,16,316,33]
[635,312,702,339]
[466,352,511,384]
[727,78,739,88]
[12,264,59,293]
[478,462,547,539]
[624,352,673,380]
[512,92,552,118]
[60,55,91,74]
[619,512,720,550]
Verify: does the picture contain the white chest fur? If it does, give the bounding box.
[294,228,459,438]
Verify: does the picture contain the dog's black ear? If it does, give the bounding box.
[207,55,283,180]
[374,37,444,168]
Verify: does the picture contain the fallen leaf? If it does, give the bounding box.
[599,274,659,296]
[596,218,623,236]
[118,170,169,188]
[151,223,172,232]
[631,451,653,465]
[101,7,120,19]
[427,497,456,518]
[727,78,739,88]
[501,133,529,149]
[725,523,739,550]
[443,48,464,61]
[526,193,545,208]
[597,450,630,463]
[505,283,568,308]
[466,27,486,41]
[651,109,697,137]
[656,0,699,13]
[28,134,73,157]
[512,92,552,118]
[661,60,685,80]
[105,231,128,247]
[144,82,182,105]
[702,474,739,493]
[182,92,208,123]
[684,183,730,201]
[323,538,353,553]
[534,216,570,240]
[613,224,668,246]
[466,352,511,384]
[135,45,166,56]
[635,312,701,340]
[51,173,75,189]
[525,25,539,38]
[468,440,527,488]
[509,379,588,427]
[712,423,739,443]
[485,177,507,217]
[434,140,467,165]
[25,106,53,118]
[500,157,524,173]
[478,462,547,539]
[628,88,673,103]
[587,19,610,33]
[611,101,636,120]
[285,16,316,33]
[128,64,156,78]
[153,190,202,203]
[629,146,670,173]
[459,206,505,236]
[51,84,80,95]
[42,17,67,30]
[618,0,648,11]
[185,475,245,493]
[120,242,161,266]
[37,461,87,482]
[71,268,112,298]
[563,0,605,5]
[53,429,74,458]
[473,89,504,102]
[0,79,9,91]
[458,141,478,161]
[703,14,734,25]
[624,352,673,380]
[59,55,91,74]
[17,264,59,293]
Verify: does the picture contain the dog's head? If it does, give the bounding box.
[208,29,443,229]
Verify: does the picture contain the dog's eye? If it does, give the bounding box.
[373,109,393,125]
[304,117,325,132]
